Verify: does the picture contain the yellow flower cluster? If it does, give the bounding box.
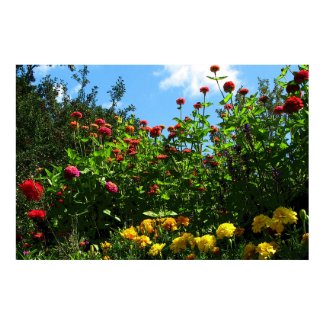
[139,219,156,234]
[120,226,138,240]
[170,233,195,253]
[251,207,298,234]
[161,217,178,231]
[100,241,112,250]
[252,214,272,233]
[195,234,217,253]
[134,235,152,248]
[216,223,236,239]
[148,243,166,257]
[243,242,256,259]
[176,216,190,227]
[256,242,276,260]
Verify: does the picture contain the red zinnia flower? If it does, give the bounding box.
[95,118,106,126]
[168,132,177,139]
[19,179,44,201]
[223,81,235,93]
[27,209,46,220]
[98,127,112,137]
[259,95,268,103]
[210,65,220,73]
[32,232,45,240]
[174,123,181,129]
[200,86,209,94]
[157,154,168,160]
[224,104,233,110]
[140,120,148,126]
[116,155,124,162]
[283,96,304,113]
[209,126,219,133]
[64,166,80,179]
[294,70,309,84]
[286,83,300,93]
[183,148,192,153]
[273,106,284,114]
[184,116,191,122]
[125,125,135,134]
[167,126,175,132]
[81,125,89,130]
[147,184,159,196]
[150,126,162,138]
[239,88,249,95]
[71,111,83,119]
[176,98,186,105]
[105,181,118,193]
[193,102,202,109]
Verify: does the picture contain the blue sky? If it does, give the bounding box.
[33,64,288,129]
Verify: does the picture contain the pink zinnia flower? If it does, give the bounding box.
[64,166,80,179]
[98,127,112,137]
[176,98,186,105]
[273,106,284,114]
[95,118,106,126]
[71,111,83,119]
[105,181,118,193]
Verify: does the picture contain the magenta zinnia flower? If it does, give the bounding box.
[64,166,80,179]
[98,127,112,137]
[71,111,83,119]
[105,181,118,193]
[95,118,106,126]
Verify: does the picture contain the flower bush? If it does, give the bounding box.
[16,64,309,260]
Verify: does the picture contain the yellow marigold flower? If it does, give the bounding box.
[273,207,298,225]
[185,253,196,260]
[103,255,111,260]
[120,226,138,240]
[134,235,152,248]
[162,217,178,231]
[195,234,216,253]
[302,233,309,243]
[216,223,236,239]
[256,242,276,260]
[139,219,156,234]
[243,243,256,260]
[169,233,195,253]
[176,216,190,227]
[252,214,272,233]
[269,219,285,233]
[148,243,166,257]
[100,241,112,250]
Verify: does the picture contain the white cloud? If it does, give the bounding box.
[34,65,57,76]
[70,84,81,96]
[157,65,242,98]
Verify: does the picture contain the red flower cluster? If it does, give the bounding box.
[98,127,112,137]
[223,81,235,93]
[273,106,284,114]
[27,209,46,220]
[209,125,219,134]
[150,126,162,138]
[200,86,209,94]
[125,125,135,134]
[157,154,168,160]
[294,70,309,84]
[64,166,80,179]
[210,65,220,73]
[105,181,118,193]
[286,83,300,94]
[71,111,83,119]
[224,104,233,110]
[182,148,192,153]
[19,180,44,201]
[147,184,159,196]
[283,96,304,113]
[193,102,202,109]
[259,95,268,103]
[95,118,106,126]
[239,88,249,95]
[176,98,186,105]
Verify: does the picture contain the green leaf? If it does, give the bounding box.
[103,209,111,216]
[280,142,288,149]
[224,174,232,181]
[219,93,232,105]
[80,138,89,143]
[202,102,213,108]
[206,75,228,81]
[161,193,170,200]
[143,211,159,218]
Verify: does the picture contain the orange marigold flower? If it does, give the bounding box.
[162,217,178,231]
[176,216,190,227]
[140,219,156,234]
[120,226,138,240]
[70,121,79,128]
